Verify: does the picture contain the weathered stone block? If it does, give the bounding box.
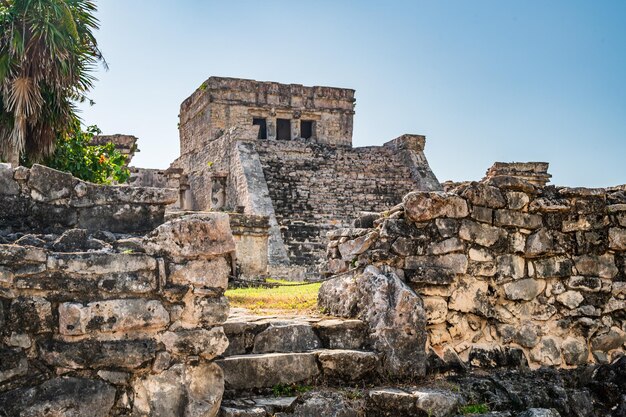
[609,227,626,250]
[533,257,573,279]
[448,276,489,314]
[556,290,584,309]
[59,299,169,336]
[312,319,366,350]
[423,296,448,324]
[47,252,157,275]
[505,191,530,210]
[591,328,626,352]
[0,167,19,195]
[460,183,506,209]
[495,209,542,229]
[318,350,379,382]
[338,231,378,259]
[143,213,236,260]
[217,352,320,390]
[39,339,157,369]
[405,254,468,275]
[459,219,507,247]
[574,254,618,278]
[159,327,229,359]
[253,324,321,353]
[562,337,588,365]
[530,336,562,366]
[427,237,465,255]
[179,293,230,328]
[504,278,546,301]
[496,254,525,281]
[8,296,52,334]
[0,347,28,383]
[525,229,568,257]
[169,258,230,289]
[28,164,76,202]
[132,362,224,417]
[403,192,469,222]
[0,377,116,417]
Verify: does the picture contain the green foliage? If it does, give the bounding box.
[459,404,490,415]
[42,121,131,184]
[0,0,106,164]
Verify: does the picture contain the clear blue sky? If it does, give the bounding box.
[78,1,626,187]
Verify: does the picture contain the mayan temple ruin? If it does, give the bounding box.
[0,76,625,417]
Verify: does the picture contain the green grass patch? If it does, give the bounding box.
[459,404,490,415]
[225,279,321,314]
[271,383,313,397]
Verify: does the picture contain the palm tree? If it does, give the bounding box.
[0,0,105,166]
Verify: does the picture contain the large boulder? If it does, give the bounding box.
[319,265,427,379]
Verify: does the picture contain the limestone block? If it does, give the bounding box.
[39,339,157,369]
[178,293,230,328]
[448,276,489,314]
[562,337,588,365]
[423,296,448,325]
[505,191,530,210]
[8,296,52,334]
[503,279,546,301]
[338,231,378,259]
[562,215,609,232]
[0,167,19,195]
[518,409,561,417]
[0,244,47,265]
[47,252,157,275]
[591,327,626,352]
[567,276,604,293]
[427,237,465,255]
[435,218,459,238]
[515,322,540,348]
[0,377,116,417]
[460,183,506,208]
[556,291,584,309]
[59,299,169,336]
[495,209,542,229]
[253,324,321,353]
[317,349,379,382]
[529,198,570,213]
[0,347,28,384]
[471,206,493,224]
[484,175,537,194]
[217,352,320,390]
[469,248,494,262]
[533,257,573,279]
[530,336,562,366]
[405,254,468,275]
[367,388,420,416]
[159,327,229,359]
[169,257,230,289]
[27,164,76,202]
[603,297,626,314]
[459,219,507,247]
[411,389,463,417]
[525,229,567,257]
[403,191,469,222]
[132,362,224,417]
[143,213,236,260]
[313,319,367,350]
[574,254,619,278]
[496,254,526,281]
[320,266,428,379]
[609,227,626,250]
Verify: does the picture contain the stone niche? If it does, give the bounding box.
[321,162,626,373]
[0,164,235,417]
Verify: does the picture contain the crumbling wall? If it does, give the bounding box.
[255,137,441,265]
[0,166,234,416]
[322,163,626,370]
[0,164,177,234]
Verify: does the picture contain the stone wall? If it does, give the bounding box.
[0,212,234,416]
[229,213,270,277]
[91,134,138,166]
[0,164,177,234]
[322,163,626,370]
[255,136,441,265]
[178,77,355,155]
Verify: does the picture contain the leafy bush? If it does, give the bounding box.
[43,122,132,184]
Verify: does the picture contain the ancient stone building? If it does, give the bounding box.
[172,76,441,272]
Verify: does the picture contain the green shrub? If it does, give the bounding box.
[43,122,132,184]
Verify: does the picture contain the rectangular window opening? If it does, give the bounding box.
[300,120,314,139]
[276,118,291,140]
[252,118,267,139]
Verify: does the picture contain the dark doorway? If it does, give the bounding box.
[276,119,291,140]
[300,120,314,139]
[252,118,267,139]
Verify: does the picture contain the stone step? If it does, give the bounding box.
[219,396,297,417]
[216,349,379,391]
[222,315,367,357]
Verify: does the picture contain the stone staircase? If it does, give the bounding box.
[216,312,381,416]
